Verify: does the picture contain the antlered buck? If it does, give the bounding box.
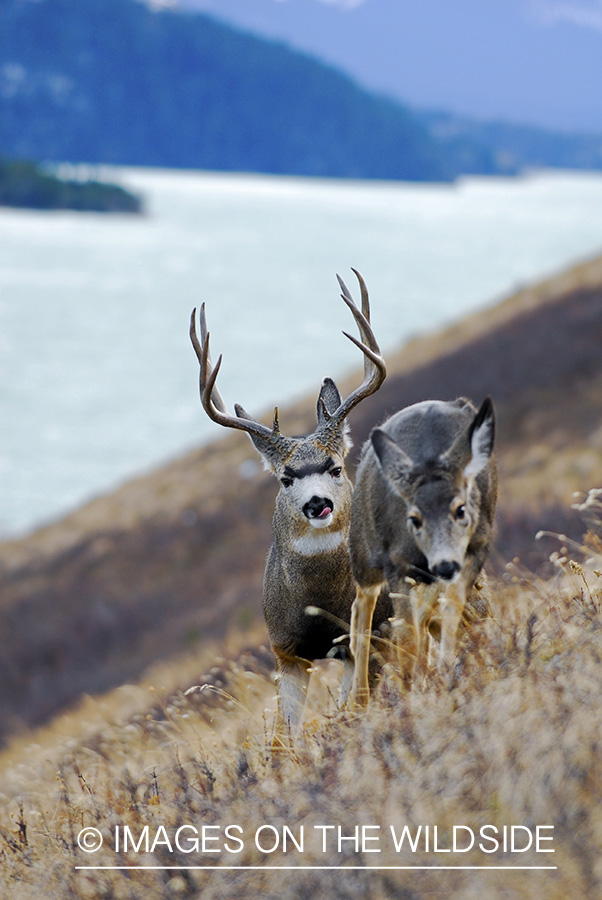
[349,397,497,705]
[190,271,389,733]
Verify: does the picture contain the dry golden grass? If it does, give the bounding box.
[2,507,602,900]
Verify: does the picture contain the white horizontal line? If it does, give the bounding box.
[75,865,558,871]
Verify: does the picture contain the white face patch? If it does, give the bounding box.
[308,512,334,529]
[292,530,345,556]
[289,473,336,508]
[282,469,347,527]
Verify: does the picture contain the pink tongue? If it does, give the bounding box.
[318,507,332,518]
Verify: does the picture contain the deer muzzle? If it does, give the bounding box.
[303,495,334,528]
[431,559,461,581]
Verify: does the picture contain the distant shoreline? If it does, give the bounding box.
[0,158,143,214]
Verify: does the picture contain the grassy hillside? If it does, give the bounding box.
[1,253,602,897]
[1,522,601,898]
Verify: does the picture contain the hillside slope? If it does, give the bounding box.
[1,253,602,744]
[1,470,601,898]
[4,592,601,899]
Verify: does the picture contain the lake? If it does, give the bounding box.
[2,166,602,537]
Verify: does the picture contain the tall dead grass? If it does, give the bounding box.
[2,506,602,900]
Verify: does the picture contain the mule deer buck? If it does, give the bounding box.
[348,396,497,706]
[190,271,389,733]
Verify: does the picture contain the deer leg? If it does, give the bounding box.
[410,584,435,683]
[427,621,441,669]
[438,580,466,670]
[388,588,415,689]
[338,652,355,708]
[274,655,311,741]
[350,583,382,707]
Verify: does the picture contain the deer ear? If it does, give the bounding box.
[316,377,342,426]
[372,429,413,490]
[235,404,288,472]
[317,378,352,453]
[464,396,495,480]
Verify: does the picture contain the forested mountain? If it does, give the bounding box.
[0,0,453,181]
[181,0,602,136]
[2,0,598,185]
[425,112,602,174]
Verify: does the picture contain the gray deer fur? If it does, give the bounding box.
[348,396,497,705]
[190,271,390,733]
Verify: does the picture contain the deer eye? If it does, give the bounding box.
[330,467,343,478]
[281,477,293,488]
[408,514,422,530]
[454,504,466,521]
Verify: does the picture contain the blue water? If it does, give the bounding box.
[2,166,602,536]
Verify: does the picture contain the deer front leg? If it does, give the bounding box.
[388,587,415,689]
[350,582,382,707]
[410,584,434,682]
[338,651,355,708]
[438,579,466,670]
[273,654,311,743]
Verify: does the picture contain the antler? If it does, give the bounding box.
[190,270,385,453]
[319,269,386,441]
[189,304,291,454]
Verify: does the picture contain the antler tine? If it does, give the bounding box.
[341,329,385,369]
[190,306,227,419]
[332,335,386,424]
[189,306,204,364]
[336,272,381,380]
[351,267,370,322]
[192,303,228,415]
[189,306,284,446]
[321,270,387,438]
[338,287,380,351]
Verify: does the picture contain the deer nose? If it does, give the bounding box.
[303,496,333,520]
[432,560,461,581]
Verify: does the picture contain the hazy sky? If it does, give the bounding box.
[179,0,602,132]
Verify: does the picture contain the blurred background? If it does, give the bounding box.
[2,0,602,537]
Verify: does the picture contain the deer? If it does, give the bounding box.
[189,270,390,734]
[348,396,497,706]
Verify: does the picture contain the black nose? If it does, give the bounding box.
[303,495,333,520]
[432,560,461,581]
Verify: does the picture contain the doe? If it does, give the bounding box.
[348,396,497,705]
[190,271,388,732]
